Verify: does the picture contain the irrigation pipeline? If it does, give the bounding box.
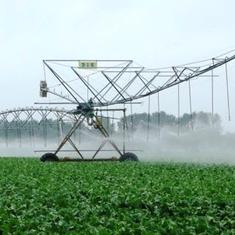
[0,108,76,147]
[0,50,235,146]
[102,53,235,106]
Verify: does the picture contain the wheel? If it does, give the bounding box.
[40,153,59,162]
[119,152,139,162]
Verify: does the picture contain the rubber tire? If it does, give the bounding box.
[40,153,59,162]
[119,152,139,162]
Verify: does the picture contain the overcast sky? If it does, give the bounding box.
[1,0,235,130]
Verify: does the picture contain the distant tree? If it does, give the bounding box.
[117,111,221,132]
[0,111,222,141]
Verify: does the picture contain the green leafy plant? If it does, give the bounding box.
[0,158,234,234]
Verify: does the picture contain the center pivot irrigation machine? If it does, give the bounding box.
[1,50,235,162]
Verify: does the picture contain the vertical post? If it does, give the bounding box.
[211,58,215,126]
[225,62,231,121]
[78,122,81,144]
[57,119,60,144]
[45,121,47,147]
[42,114,48,148]
[31,118,35,147]
[100,110,103,125]
[73,121,77,142]
[177,84,180,136]
[157,92,160,138]
[130,102,134,135]
[123,108,126,154]
[29,120,32,147]
[4,119,8,147]
[188,80,193,130]
[111,111,114,136]
[43,62,47,81]
[17,120,22,147]
[107,109,110,134]
[147,95,151,142]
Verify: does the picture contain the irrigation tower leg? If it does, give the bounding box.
[92,115,123,159]
[54,115,85,158]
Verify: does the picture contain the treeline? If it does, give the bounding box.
[118,111,221,131]
[0,111,221,140]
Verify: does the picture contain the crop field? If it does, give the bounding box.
[0,158,234,234]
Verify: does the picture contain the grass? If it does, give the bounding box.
[0,158,234,234]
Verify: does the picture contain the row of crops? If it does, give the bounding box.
[0,158,234,234]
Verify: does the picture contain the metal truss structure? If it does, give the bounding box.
[0,106,128,161]
[0,107,75,147]
[1,50,235,161]
[40,52,235,107]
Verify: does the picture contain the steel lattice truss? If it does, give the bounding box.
[0,107,76,130]
[41,52,235,107]
[1,50,235,160]
[0,107,78,147]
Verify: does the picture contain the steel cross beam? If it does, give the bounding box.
[110,68,144,103]
[53,112,124,159]
[71,67,106,104]
[54,114,85,158]
[43,60,85,104]
[92,61,133,103]
[0,107,76,136]
[40,54,235,107]
[104,54,235,105]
